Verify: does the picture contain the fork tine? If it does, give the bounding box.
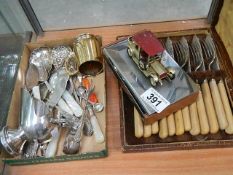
[173,42,180,63]
[191,40,199,71]
[204,36,216,70]
[180,37,189,68]
[190,42,201,71]
[206,35,216,56]
[174,42,186,68]
[189,45,196,71]
[160,39,166,48]
[191,35,204,71]
[204,41,214,70]
[200,41,208,70]
[165,37,174,59]
[179,43,188,68]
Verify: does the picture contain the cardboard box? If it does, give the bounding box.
[0,38,107,165]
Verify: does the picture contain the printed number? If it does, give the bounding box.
[146,93,162,106]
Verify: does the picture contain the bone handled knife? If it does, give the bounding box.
[87,105,104,143]
[144,123,152,138]
[209,79,228,130]
[167,113,176,136]
[90,115,105,143]
[45,127,61,158]
[196,89,210,135]
[134,107,144,138]
[182,106,191,132]
[159,117,168,139]
[218,80,233,134]
[62,90,83,117]
[201,80,219,133]
[151,121,159,134]
[174,110,184,135]
[189,102,201,136]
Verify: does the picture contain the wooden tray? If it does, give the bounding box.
[119,29,233,152]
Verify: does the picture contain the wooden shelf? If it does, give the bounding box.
[4,21,233,175]
[4,64,233,175]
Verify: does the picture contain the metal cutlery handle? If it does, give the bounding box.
[209,79,228,130]
[201,80,219,133]
[218,80,233,134]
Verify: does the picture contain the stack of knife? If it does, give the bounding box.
[134,34,233,139]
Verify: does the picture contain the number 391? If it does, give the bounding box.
[146,93,162,106]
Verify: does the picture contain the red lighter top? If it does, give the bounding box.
[132,30,164,57]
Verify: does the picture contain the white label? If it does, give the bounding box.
[140,88,170,113]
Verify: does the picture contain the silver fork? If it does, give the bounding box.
[201,41,215,70]
[190,35,205,72]
[202,35,230,132]
[180,37,191,72]
[189,35,212,135]
[191,35,219,134]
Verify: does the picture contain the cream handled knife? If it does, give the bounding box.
[62,90,83,117]
[196,89,209,135]
[189,102,200,136]
[203,35,228,130]
[134,107,144,138]
[87,105,104,143]
[167,113,176,136]
[218,80,233,134]
[209,79,228,129]
[159,117,168,139]
[201,80,219,133]
[174,110,184,136]
[45,127,61,158]
[151,121,159,135]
